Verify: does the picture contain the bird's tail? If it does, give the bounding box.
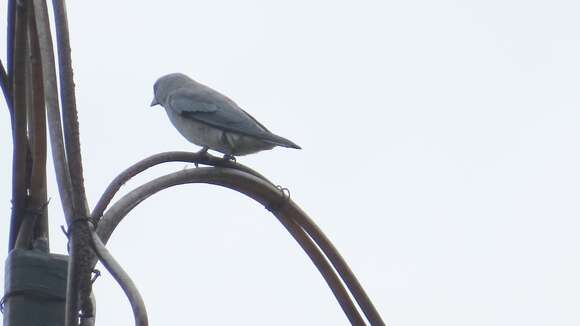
[262,132,302,149]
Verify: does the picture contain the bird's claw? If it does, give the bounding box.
[194,147,210,168]
[197,146,209,155]
[223,154,236,162]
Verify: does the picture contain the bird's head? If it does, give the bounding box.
[151,73,194,108]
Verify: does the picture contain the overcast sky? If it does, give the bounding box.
[2,0,580,325]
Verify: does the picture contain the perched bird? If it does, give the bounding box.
[150,73,301,158]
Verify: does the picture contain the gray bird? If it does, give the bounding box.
[150,73,301,158]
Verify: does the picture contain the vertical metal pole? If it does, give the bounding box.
[3,250,68,326]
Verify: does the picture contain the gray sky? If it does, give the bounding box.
[2,0,580,325]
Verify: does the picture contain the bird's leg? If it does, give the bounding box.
[194,146,210,167]
[197,146,209,155]
[223,154,236,162]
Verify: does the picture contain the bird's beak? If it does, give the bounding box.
[150,98,159,107]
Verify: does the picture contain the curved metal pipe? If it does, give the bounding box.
[91,151,268,221]
[91,229,148,326]
[96,167,384,325]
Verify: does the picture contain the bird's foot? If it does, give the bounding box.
[194,147,210,167]
[223,154,236,162]
[197,146,209,155]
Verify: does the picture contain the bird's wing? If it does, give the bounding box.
[167,88,220,114]
[166,87,270,139]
